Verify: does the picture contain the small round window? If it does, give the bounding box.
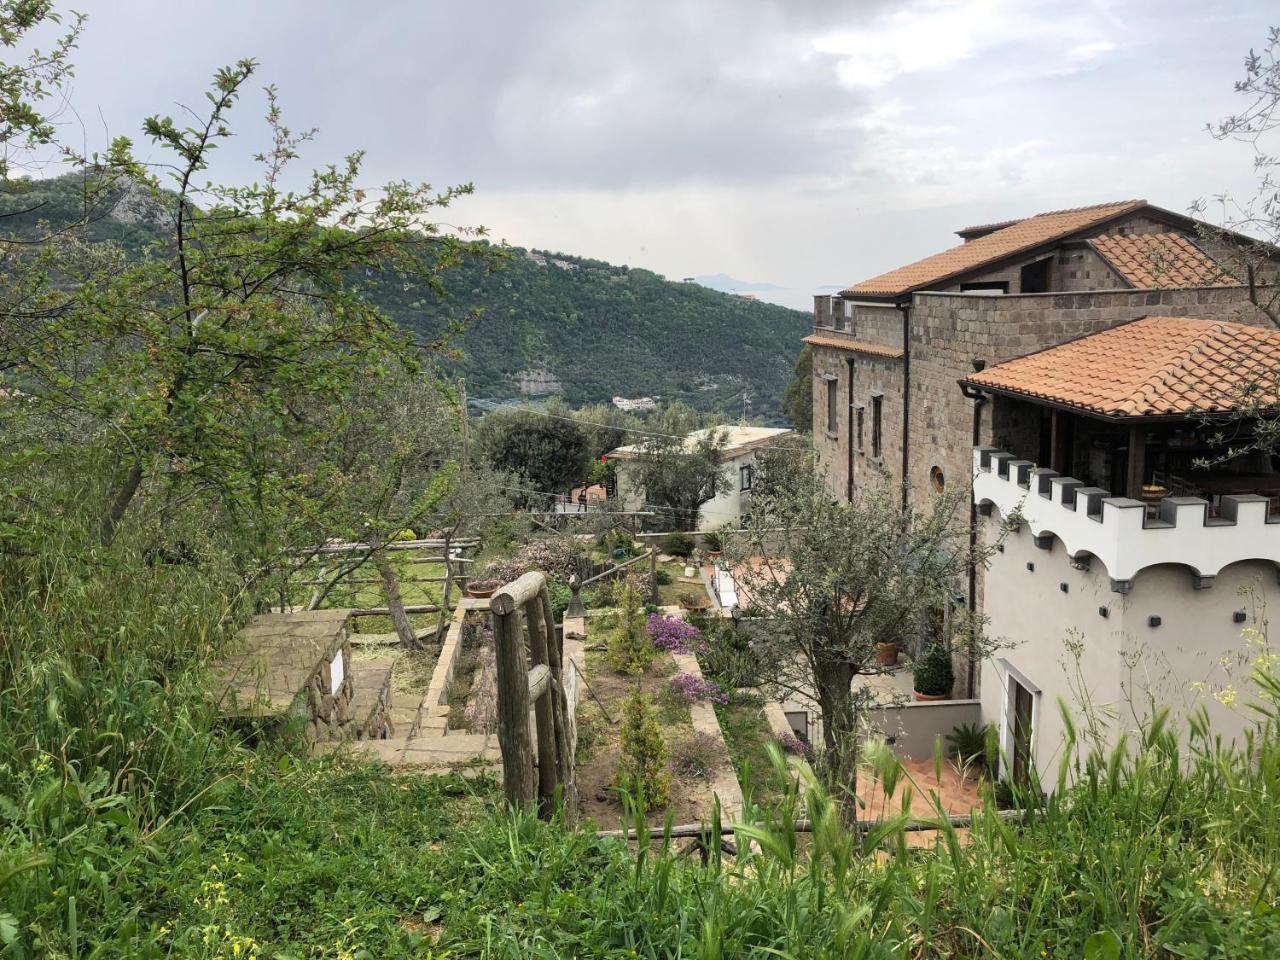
[929,465,945,492]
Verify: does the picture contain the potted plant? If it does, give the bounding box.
[702,531,723,557]
[465,578,501,599]
[875,640,899,666]
[913,644,954,701]
[678,590,710,612]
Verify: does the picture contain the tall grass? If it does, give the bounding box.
[433,672,1280,958]
[0,463,255,956]
[2,463,1278,956]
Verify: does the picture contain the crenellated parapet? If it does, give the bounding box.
[973,447,1280,589]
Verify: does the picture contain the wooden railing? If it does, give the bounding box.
[491,571,577,820]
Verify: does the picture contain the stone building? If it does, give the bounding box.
[807,199,1279,700]
[808,199,1276,514]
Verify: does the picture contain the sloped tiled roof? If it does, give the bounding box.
[1089,232,1235,289]
[955,217,1024,239]
[802,333,904,359]
[960,316,1280,417]
[844,200,1146,297]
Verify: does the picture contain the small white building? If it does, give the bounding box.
[606,425,795,529]
[611,396,658,413]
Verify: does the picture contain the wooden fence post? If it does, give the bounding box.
[539,582,577,822]
[490,571,579,821]
[648,547,658,606]
[492,598,535,807]
[526,593,560,816]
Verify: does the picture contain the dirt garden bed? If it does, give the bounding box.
[573,611,740,829]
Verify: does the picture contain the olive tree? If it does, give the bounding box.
[633,404,729,531]
[475,403,591,503]
[1,58,489,560]
[1188,26,1280,462]
[725,449,1003,815]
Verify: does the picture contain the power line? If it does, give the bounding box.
[472,402,735,442]
[469,477,698,520]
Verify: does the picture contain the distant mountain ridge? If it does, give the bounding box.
[692,272,839,312]
[0,175,810,420]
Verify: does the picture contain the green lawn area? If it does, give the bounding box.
[655,558,705,607]
[288,554,452,633]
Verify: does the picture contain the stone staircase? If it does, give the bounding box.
[315,598,502,775]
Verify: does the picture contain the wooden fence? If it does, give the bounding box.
[491,571,577,820]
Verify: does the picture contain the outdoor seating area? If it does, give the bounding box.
[964,316,1280,520]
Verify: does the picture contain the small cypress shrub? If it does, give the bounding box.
[608,576,654,674]
[618,690,670,809]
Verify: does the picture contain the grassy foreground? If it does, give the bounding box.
[2,533,1279,957]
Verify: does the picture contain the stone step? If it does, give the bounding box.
[348,657,395,739]
[315,732,501,775]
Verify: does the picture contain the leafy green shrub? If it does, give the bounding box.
[548,578,573,620]
[618,690,670,809]
[912,644,954,696]
[599,527,636,558]
[699,619,763,688]
[655,568,673,586]
[660,532,695,558]
[945,721,992,766]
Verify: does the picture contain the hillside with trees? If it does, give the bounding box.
[0,174,810,421]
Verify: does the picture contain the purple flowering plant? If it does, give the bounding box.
[669,671,729,705]
[646,613,704,654]
[777,732,814,759]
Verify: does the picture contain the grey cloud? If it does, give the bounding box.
[69,0,893,190]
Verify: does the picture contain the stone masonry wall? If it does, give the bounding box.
[905,284,1275,515]
[851,303,903,345]
[811,345,848,497]
[850,355,905,494]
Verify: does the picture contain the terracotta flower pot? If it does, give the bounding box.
[875,641,899,666]
[465,580,500,599]
[913,690,948,702]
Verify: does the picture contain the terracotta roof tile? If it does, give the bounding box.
[844,200,1146,297]
[1088,232,1234,289]
[802,333,904,359]
[955,217,1024,239]
[960,316,1280,417]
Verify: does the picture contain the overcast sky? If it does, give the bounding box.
[51,0,1275,309]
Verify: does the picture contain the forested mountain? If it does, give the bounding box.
[0,174,809,420]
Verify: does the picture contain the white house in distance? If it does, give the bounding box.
[607,425,795,529]
[959,315,1280,788]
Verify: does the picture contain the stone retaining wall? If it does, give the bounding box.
[672,649,744,821]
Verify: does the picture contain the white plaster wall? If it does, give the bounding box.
[1119,561,1273,747]
[697,453,754,529]
[974,449,1280,581]
[979,509,1276,789]
[616,453,759,530]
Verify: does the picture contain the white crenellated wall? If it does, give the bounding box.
[973,447,1280,587]
[974,445,1280,790]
